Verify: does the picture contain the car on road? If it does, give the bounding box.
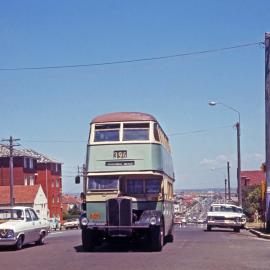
[49,218,62,231]
[0,206,50,250]
[63,218,80,230]
[206,203,246,232]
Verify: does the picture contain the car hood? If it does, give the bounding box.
[0,220,21,230]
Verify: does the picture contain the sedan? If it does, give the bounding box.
[0,206,50,250]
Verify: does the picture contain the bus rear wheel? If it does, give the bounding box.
[82,229,96,251]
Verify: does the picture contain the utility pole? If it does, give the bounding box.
[227,161,231,201]
[265,32,270,232]
[224,178,227,203]
[236,122,242,206]
[1,136,20,208]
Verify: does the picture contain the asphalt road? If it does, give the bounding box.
[1,225,270,270]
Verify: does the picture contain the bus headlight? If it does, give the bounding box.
[81,217,88,226]
[149,216,157,225]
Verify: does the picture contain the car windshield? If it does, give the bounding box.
[0,209,24,220]
[211,206,243,213]
[88,176,119,190]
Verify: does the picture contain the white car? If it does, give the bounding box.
[0,206,50,250]
[206,203,246,232]
[63,218,79,230]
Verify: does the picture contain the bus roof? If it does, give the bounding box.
[91,112,157,124]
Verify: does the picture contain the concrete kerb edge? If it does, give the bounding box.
[248,229,270,240]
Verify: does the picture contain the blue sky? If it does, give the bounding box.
[0,1,268,193]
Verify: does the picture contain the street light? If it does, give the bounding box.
[208,101,242,206]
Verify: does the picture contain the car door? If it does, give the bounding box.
[28,208,40,242]
[24,209,34,243]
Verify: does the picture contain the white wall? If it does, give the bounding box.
[34,186,48,220]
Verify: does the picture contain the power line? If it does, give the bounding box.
[22,140,86,143]
[0,41,264,71]
[168,125,233,137]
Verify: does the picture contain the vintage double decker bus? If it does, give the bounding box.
[76,112,175,251]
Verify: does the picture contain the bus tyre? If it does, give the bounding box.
[165,233,174,243]
[150,224,164,252]
[165,224,174,243]
[82,229,95,251]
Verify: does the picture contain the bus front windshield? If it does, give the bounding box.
[88,176,119,191]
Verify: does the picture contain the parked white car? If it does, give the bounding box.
[63,218,79,230]
[0,206,50,250]
[206,203,246,232]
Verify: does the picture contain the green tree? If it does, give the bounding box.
[242,186,262,221]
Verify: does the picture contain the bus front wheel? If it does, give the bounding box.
[150,224,164,252]
[82,229,96,251]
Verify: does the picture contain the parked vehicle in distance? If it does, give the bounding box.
[48,218,62,231]
[63,218,80,230]
[0,206,50,250]
[206,203,246,232]
[197,218,204,224]
[173,214,182,224]
[181,217,187,225]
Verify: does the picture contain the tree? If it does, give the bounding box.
[242,186,263,221]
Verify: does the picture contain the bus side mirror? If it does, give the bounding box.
[75,175,80,184]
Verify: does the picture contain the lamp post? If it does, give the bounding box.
[208,101,242,206]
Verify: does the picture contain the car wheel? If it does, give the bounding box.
[15,235,24,250]
[36,232,46,245]
[207,225,212,231]
[233,227,240,233]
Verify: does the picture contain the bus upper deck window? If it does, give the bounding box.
[154,123,160,142]
[123,123,149,141]
[94,124,120,142]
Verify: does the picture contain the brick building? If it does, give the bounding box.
[0,144,63,222]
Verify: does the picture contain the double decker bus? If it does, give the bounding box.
[76,112,175,251]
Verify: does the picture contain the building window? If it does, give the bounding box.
[51,180,54,188]
[29,158,34,169]
[55,179,59,188]
[24,177,28,186]
[24,158,28,168]
[29,176,34,186]
[52,195,55,204]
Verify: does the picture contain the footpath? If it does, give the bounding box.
[246,222,270,240]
